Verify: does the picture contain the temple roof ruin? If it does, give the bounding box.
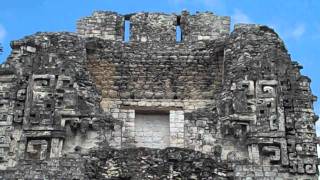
[0,11,318,179]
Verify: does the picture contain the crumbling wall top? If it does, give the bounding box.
[130,12,177,42]
[77,11,124,41]
[77,11,230,42]
[180,11,230,41]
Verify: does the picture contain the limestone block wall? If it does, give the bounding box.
[102,99,210,149]
[77,11,230,42]
[180,11,230,41]
[169,110,185,148]
[130,13,177,42]
[135,113,170,149]
[77,11,124,41]
[98,97,250,163]
[220,24,318,178]
[0,64,16,170]
[86,40,225,100]
[0,33,116,170]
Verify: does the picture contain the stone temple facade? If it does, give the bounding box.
[0,11,318,179]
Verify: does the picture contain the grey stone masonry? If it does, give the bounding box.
[0,11,317,179]
[135,113,170,149]
[180,11,230,41]
[130,13,177,42]
[77,11,230,42]
[77,11,124,41]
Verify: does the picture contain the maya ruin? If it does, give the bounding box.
[0,11,318,179]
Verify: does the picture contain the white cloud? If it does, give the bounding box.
[0,24,6,42]
[270,23,306,41]
[232,9,251,24]
[289,24,305,39]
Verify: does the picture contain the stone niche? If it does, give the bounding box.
[134,111,170,149]
[109,101,189,149]
[25,139,49,160]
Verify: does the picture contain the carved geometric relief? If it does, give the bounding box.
[256,80,277,98]
[25,139,49,160]
[248,138,289,166]
[0,148,6,161]
[262,145,281,164]
[32,75,56,90]
[256,98,278,131]
[232,80,255,114]
[13,88,27,123]
[0,135,10,162]
[222,121,249,138]
[56,75,74,90]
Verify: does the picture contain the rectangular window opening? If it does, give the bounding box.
[124,20,130,42]
[176,25,182,42]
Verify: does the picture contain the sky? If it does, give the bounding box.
[0,0,319,129]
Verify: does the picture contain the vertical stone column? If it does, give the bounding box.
[248,144,260,164]
[118,109,135,147]
[0,66,17,169]
[50,138,63,158]
[169,110,184,148]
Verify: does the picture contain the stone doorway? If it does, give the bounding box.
[135,112,170,149]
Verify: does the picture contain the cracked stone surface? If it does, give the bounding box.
[0,11,318,179]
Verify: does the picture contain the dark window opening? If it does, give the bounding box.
[242,84,249,88]
[173,95,178,99]
[273,119,277,124]
[267,102,272,108]
[62,80,70,86]
[124,20,130,42]
[30,113,36,118]
[241,124,247,133]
